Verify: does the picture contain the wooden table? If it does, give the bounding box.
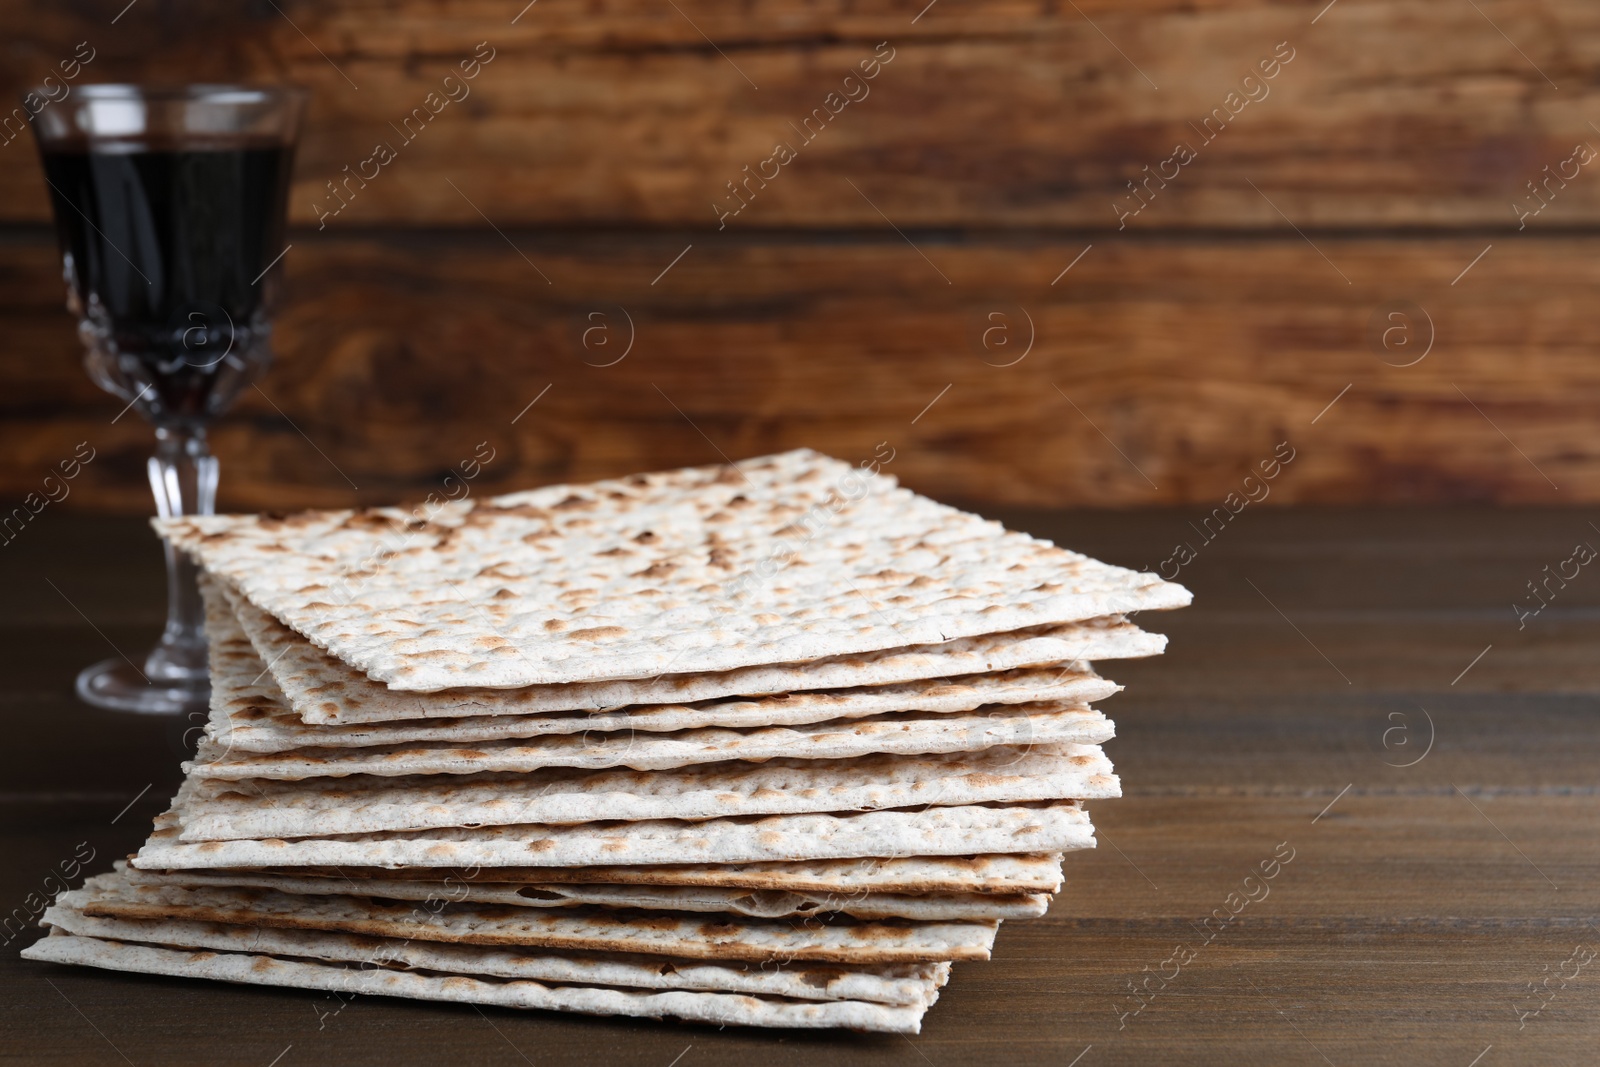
[3,510,1597,1065]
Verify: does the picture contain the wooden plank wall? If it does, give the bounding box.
[1,0,1596,511]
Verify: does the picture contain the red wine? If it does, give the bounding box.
[39,139,294,424]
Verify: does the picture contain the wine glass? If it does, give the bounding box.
[29,84,306,714]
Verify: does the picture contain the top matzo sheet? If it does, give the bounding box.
[162,450,1190,691]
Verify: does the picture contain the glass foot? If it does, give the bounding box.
[75,657,209,715]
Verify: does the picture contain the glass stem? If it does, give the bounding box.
[144,426,218,684]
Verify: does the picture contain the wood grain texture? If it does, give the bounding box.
[0,0,1596,227]
[2,0,1596,509]
[2,230,1594,511]
[2,510,1597,1064]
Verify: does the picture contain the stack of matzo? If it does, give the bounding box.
[26,450,1188,1032]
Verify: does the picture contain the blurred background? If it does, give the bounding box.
[1,0,1595,512]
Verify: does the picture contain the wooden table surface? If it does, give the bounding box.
[3,509,1597,1065]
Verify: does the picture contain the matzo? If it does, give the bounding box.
[68,872,999,964]
[42,905,948,1005]
[23,933,927,1032]
[213,662,1119,754]
[225,581,1156,725]
[196,574,286,757]
[250,852,1068,895]
[133,798,1094,870]
[177,745,1115,839]
[186,704,1114,780]
[164,450,1189,690]
[118,867,1051,921]
[210,592,1123,748]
